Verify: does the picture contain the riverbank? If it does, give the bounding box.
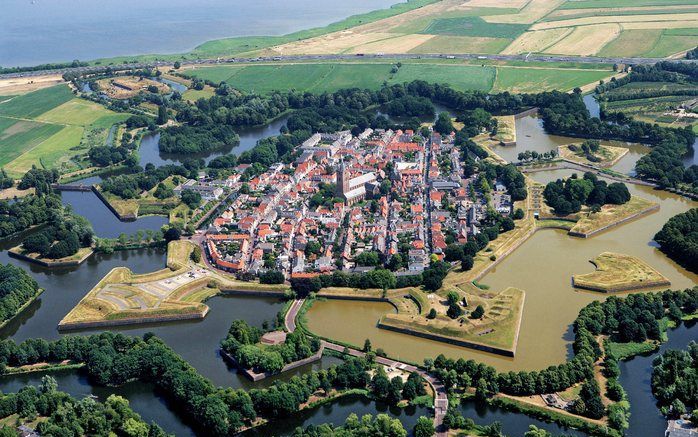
[0,288,44,331]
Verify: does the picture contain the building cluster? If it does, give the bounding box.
[202,125,513,279]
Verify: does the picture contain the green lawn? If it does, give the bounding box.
[597,30,662,57]
[643,30,698,58]
[493,67,612,93]
[422,17,527,39]
[313,64,394,92]
[5,125,84,176]
[390,64,496,92]
[36,99,121,126]
[225,64,337,93]
[0,84,73,118]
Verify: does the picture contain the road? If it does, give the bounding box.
[3,52,696,80]
[284,298,449,435]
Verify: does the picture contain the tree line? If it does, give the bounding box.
[653,208,697,273]
[0,332,426,435]
[0,264,41,326]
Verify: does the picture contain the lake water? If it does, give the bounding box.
[138,114,289,167]
[1,0,402,67]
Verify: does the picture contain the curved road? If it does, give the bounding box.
[3,52,695,80]
[285,298,448,436]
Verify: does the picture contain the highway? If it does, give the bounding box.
[3,52,696,80]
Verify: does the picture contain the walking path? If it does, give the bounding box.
[284,298,448,436]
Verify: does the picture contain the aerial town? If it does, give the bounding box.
[202,127,507,280]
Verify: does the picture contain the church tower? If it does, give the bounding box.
[336,160,349,198]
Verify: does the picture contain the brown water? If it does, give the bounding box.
[491,116,649,176]
[306,169,697,371]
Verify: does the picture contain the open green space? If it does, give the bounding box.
[492,67,612,93]
[0,85,129,177]
[0,84,73,118]
[185,62,499,94]
[422,17,528,39]
[0,118,63,169]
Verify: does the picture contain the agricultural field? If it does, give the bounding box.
[184,60,612,95]
[232,0,698,59]
[0,84,129,177]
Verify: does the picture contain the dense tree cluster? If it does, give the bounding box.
[100,164,189,199]
[160,124,239,154]
[688,46,698,60]
[21,212,94,259]
[259,270,285,284]
[88,145,131,167]
[0,194,62,238]
[651,341,697,418]
[17,167,59,194]
[0,332,367,434]
[654,208,698,273]
[221,320,320,374]
[635,137,698,191]
[292,413,409,437]
[0,264,41,325]
[0,377,170,437]
[543,172,630,216]
[382,96,435,118]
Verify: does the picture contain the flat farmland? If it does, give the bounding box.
[557,0,698,9]
[423,16,528,38]
[0,84,73,119]
[0,85,129,177]
[0,118,62,169]
[36,99,122,126]
[409,35,511,54]
[390,64,496,91]
[597,29,662,57]
[493,67,612,93]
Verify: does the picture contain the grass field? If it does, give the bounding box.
[0,85,129,177]
[572,252,670,292]
[422,16,528,38]
[0,84,73,118]
[492,67,612,93]
[185,61,609,95]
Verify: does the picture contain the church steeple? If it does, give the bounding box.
[336,160,349,197]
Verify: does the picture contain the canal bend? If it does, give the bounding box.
[284,298,449,436]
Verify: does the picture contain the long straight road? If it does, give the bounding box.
[285,298,448,436]
[4,52,694,80]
